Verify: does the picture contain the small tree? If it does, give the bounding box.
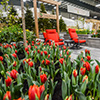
[59,16,66,32]
[50,9,56,29]
[38,3,52,32]
[25,4,34,31]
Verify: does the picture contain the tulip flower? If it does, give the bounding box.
[84,62,90,71]
[27,45,31,49]
[10,69,18,79]
[41,51,43,56]
[38,50,40,53]
[87,56,91,61]
[95,65,99,74]
[28,85,40,100]
[0,56,3,61]
[80,67,86,75]
[39,84,45,95]
[83,75,88,84]
[5,76,12,87]
[3,91,11,100]
[40,74,47,83]
[13,61,17,67]
[44,94,49,100]
[25,47,28,52]
[73,69,77,78]
[12,53,17,58]
[15,50,17,53]
[28,61,34,67]
[44,51,47,55]
[42,60,45,64]
[46,59,50,65]
[66,94,72,100]
[48,54,50,58]
[13,43,16,48]
[85,49,88,53]
[59,58,64,64]
[63,45,66,49]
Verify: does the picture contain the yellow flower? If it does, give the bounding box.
[0,31,1,32]
[26,29,30,32]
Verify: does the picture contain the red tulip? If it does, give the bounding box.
[3,91,11,100]
[39,67,42,71]
[73,70,77,78]
[27,45,31,49]
[27,51,29,55]
[25,47,28,52]
[28,85,40,100]
[84,62,90,71]
[38,50,40,53]
[83,75,88,84]
[88,50,90,54]
[10,69,18,79]
[85,49,88,53]
[59,48,61,51]
[44,51,47,55]
[0,56,3,61]
[32,41,34,44]
[46,59,50,65]
[4,45,7,49]
[59,58,64,64]
[13,61,17,67]
[13,43,16,48]
[45,94,49,100]
[67,51,69,55]
[66,94,72,100]
[15,50,17,53]
[35,46,37,49]
[40,74,47,83]
[5,76,12,87]
[39,84,45,95]
[12,53,17,58]
[48,54,50,58]
[63,45,66,49]
[80,67,86,75]
[42,60,45,64]
[87,56,91,61]
[32,43,34,46]
[41,51,43,56]
[95,65,99,74]
[28,61,33,67]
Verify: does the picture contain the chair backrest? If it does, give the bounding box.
[43,32,47,42]
[46,29,59,42]
[68,28,78,40]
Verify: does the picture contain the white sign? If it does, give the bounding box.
[67,5,90,17]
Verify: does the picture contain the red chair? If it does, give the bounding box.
[68,28,86,48]
[43,29,64,46]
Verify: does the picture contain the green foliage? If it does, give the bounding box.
[50,9,56,29]
[59,17,66,32]
[0,25,36,43]
[25,5,35,31]
[9,5,17,16]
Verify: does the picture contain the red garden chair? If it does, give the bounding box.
[43,29,64,46]
[68,28,86,48]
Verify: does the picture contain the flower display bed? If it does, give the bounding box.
[0,41,100,100]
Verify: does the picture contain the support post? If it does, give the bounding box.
[33,0,39,38]
[21,0,27,47]
[56,4,60,34]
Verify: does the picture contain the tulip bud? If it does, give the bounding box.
[1,70,4,76]
[39,67,42,72]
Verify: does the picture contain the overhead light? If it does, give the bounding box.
[95,4,100,7]
[94,16,97,18]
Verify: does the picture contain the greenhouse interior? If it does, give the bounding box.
[1,0,100,100]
